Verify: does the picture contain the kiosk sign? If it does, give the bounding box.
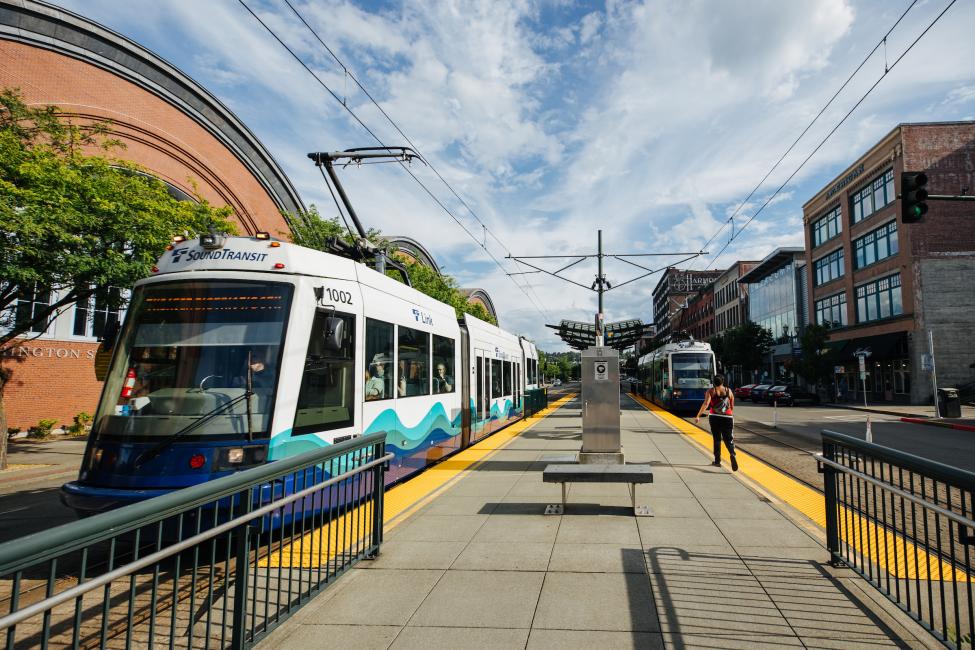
[594,362,608,381]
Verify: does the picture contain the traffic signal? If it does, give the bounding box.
[901,171,928,223]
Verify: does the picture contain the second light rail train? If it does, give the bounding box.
[636,340,716,413]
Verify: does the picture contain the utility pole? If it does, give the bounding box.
[596,230,605,345]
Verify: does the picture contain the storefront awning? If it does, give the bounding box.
[841,332,906,360]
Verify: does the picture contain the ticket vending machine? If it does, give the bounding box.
[580,346,622,463]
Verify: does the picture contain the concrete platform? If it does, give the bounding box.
[258,395,940,650]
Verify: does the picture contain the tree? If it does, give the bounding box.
[287,206,497,325]
[796,323,836,389]
[716,322,774,383]
[0,89,236,469]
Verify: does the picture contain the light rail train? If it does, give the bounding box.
[636,340,716,413]
[61,234,539,514]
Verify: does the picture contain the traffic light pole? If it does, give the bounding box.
[925,195,975,202]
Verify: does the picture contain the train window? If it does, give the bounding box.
[502,361,512,396]
[365,319,394,402]
[293,311,356,435]
[491,359,502,399]
[432,335,455,394]
[397,326,429,397]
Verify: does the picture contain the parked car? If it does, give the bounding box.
[750,384,772,403]
[553,379,562,386]
[768,384,819,406]
[734,384,757,399]
[764,385,788,404]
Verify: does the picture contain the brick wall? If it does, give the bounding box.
[1,341,102,430]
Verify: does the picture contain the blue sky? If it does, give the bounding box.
[55,0,975,350]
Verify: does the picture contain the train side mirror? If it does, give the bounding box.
[316,308,345,352]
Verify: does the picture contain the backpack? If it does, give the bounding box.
[711,388,732,415]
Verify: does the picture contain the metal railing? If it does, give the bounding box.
[819,430,974,648]
[0,432,391,649]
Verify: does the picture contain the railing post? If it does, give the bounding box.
[822,439,841,566]
[230,488,253,650]
[369,442,386,557]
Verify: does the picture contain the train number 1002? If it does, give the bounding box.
[324,288,353,304]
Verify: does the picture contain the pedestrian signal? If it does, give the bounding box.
[901,171,928,223]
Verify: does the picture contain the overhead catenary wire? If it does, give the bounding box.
[237,0,552,320]
[695,0,947,270]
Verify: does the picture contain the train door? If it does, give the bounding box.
[474,350,487,439]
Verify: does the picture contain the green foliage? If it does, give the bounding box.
[393,257,498,325]
[796,323,836,387]
[67,411,93,436]
[287,206,496,325]
[0,88,236,349]
[712,321,774,379]
[28,418,57,439]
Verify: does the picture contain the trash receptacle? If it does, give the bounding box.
[938,388,961,418]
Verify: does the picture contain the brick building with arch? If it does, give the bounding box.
[0,0,303,428]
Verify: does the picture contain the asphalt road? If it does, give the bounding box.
[681,402,975,490]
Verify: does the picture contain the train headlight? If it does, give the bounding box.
[226,448,245,464]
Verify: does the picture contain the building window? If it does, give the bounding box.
[853,221,898,269]
[811,205,842,248]
[851,168,894,224]
[855,273,902,323]
[815,292,847,328]
[14,284,52,334]
[814,248,844,286]
[73,287,125,339]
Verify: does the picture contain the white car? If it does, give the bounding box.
[553,379,562,386]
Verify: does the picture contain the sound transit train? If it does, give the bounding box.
[61,235,539,515]
[636,340,716,413]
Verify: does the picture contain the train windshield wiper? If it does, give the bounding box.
[134,390,253,468]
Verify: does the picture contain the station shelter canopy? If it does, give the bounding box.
[546,319,651,351]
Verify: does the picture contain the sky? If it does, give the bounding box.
[55,0,975,351]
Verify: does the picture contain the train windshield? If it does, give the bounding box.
[92,280,293,439]
[671,353,714,389]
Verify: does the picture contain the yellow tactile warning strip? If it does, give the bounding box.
[629,393,968,582]
[262,393,578,568]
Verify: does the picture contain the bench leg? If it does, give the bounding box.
[544,482,566,515]
[632,483,654,517]
[562,482,567,509]
[629,483,635,510]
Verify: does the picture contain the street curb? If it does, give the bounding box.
[824,403,932,419]
[900,417,975,433]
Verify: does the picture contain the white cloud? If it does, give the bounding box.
[48,0,975,350]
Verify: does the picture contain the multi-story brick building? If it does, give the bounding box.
[0,1,303,429]
[802,121,975,405]
[679,283,716,341]
[713,261,759,337]
[651,268,724,342]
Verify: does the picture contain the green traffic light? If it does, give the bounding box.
[911,205,923,218]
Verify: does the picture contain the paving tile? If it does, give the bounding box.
[388,514,488,543]
[361,541,467,570]
[645,497,709,518]
[268,624,400,649]
[527,629,664,649]
[698,497,783,520]
[420,495,499,516]
[391,626,529,649]
[660,632,803,649]
[637,516,731,550]
[533,572,659,632]
[409,570,544,628]
[555,515,641,545]
[446,476,519,497]
[644,546,750,576]
[472,514,560,543]
[713,518,821,548]
[451,541,553,571]
[547,543,646,573]
[295,568,443,626]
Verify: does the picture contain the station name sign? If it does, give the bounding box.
[1,345,96,360]
[825,163,865,199]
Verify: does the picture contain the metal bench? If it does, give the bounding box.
[542,464,653,516]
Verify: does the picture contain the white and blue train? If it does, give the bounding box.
[61,234,539,514]
[637,339,716,413]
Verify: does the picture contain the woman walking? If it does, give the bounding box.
[694,375,738,471]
